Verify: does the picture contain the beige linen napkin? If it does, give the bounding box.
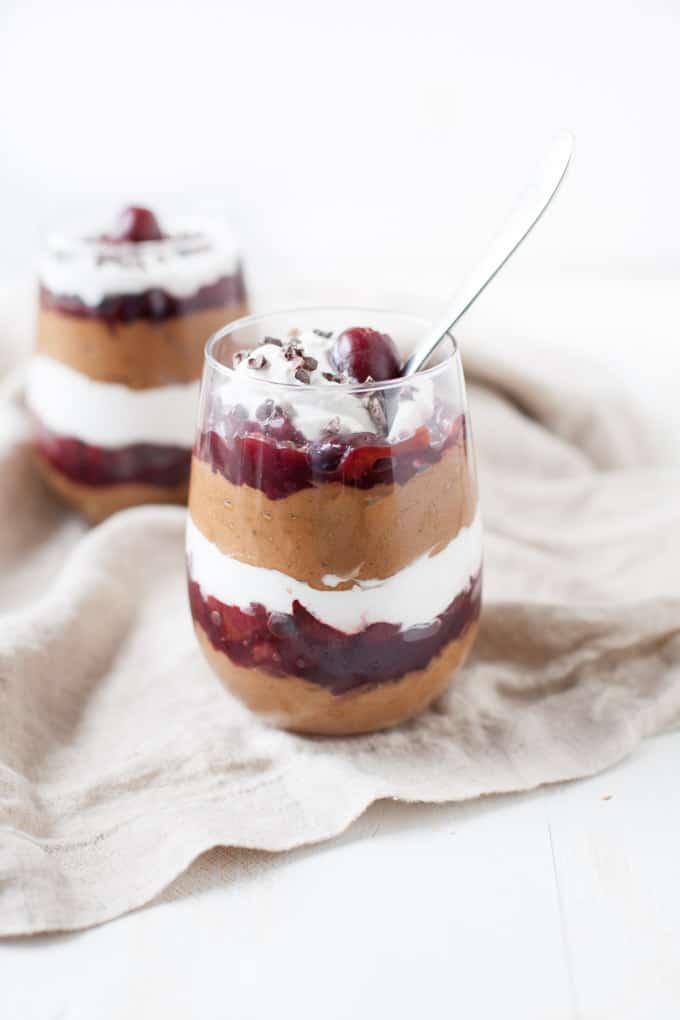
[1,321,680,936]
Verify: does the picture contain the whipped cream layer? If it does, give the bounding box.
[40,221,240,307]
[187,510,482,633]
[224,329,434,442]
[27,355,199,448]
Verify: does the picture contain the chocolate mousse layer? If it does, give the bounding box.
[37,304,248,388]
[189,445,477,586]
[194,612,480,736]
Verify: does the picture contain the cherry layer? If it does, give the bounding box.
[34,420,190,488]
[188,569,481,695]
[39,266,246,325]
[195,405,465,500]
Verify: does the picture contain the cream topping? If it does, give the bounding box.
[26,355,199,449]
[224,329,434,442]
[39,219,240,306]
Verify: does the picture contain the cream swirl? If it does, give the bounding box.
[39,218,240,306]
[226,329,434,441]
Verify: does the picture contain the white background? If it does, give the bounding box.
[1,0,679,281]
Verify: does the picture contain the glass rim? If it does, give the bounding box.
[204,306,459,395]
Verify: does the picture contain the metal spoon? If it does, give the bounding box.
[400,130,575,377]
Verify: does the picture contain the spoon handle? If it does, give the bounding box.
[401,130,574,377]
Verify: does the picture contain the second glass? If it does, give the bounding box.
[27,207,248,522]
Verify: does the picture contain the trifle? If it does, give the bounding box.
[27,206,247,522]
[187,308,482,735]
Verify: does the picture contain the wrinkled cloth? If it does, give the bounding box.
[1,294,680,936]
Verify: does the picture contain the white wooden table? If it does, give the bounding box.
[4,730,680,1020]
[2,272,679,1019]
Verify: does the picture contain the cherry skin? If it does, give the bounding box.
[331,327,401,383]
[105,206,164,243]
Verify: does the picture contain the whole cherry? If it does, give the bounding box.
[331,327,401,383]
[104,206,164,243]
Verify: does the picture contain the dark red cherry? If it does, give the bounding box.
[331,327,400,383]
[105,206,164,243]
[310,438,346,473]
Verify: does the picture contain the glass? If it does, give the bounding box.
[26,210,248,523]
[187,307,482,735]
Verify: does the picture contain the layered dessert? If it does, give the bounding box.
[187,317,482,735]
[28,206,248,521]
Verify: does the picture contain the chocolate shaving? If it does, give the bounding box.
[322,371,342,383]
[283,340,303,361]
[366,393,387,431]
[248,353,269,370]
[294,367,311,384]
[95,253,124,267]
[263,336,283,347]
[232,350,246,367]
[302,356,318,372]
[313,328,333,339]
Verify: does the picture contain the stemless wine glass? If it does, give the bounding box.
[186,308,482,735]
[26,211,248,523]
